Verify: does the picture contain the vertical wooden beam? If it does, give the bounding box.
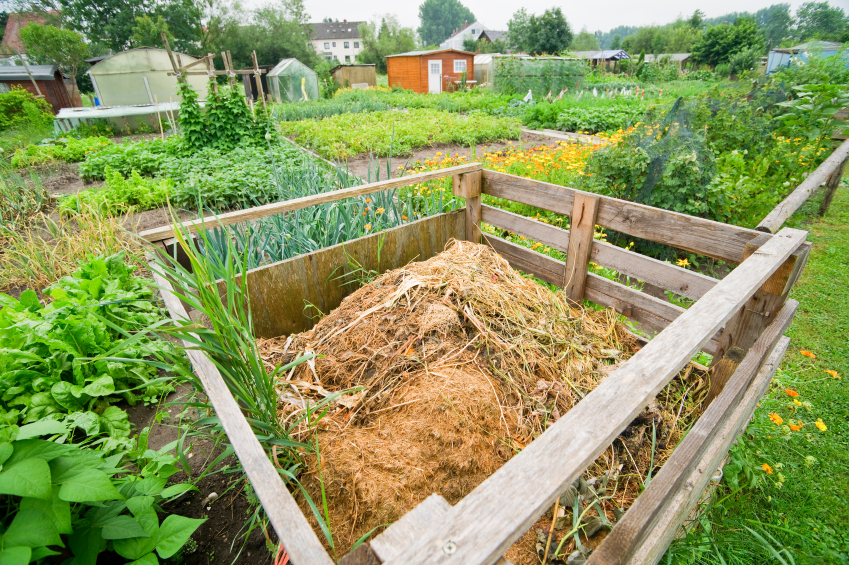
[704,235,809,405]
[818,156,847,217]
[252,51,267,113]
[160,33,184,85]
[453,171,482,243]
[563,193,599,304]
[206,52,218,95]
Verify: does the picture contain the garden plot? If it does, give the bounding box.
[257,242,707,561]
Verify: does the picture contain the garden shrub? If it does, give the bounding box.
[556,105,647,133]
[0,86,53,133]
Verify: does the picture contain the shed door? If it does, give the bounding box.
[428,60,442,93]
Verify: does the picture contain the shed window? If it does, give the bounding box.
[354,42,359,48]
[344,41,349,48]
[454,60,467,73]
[324,42,329,48]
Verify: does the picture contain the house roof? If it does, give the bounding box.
[644,53,691,63]
[478,30,506,43]
[329,63,375,73]
[570,49,631,61]
[386,48,475,58]
[0,11,60,55]
[0,64,61,81]
[310,22,365,40]
[772,40,844,54]
[444,20,489,41]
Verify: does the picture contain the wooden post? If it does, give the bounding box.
[16,51,43,97]
[453,171,482,243]
[252,51,267,113]
[704,234,809,405]
[160,33,185,85]
[206,53,218,95]
[227,51,237,88]
[563,193,599,304]
[818,156,847,217]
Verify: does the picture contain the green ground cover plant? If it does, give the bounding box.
[58,167,171,215]
[279,108,522,159]
[0,253,173,442]
[11,136,114,168]
[0,424,203,564]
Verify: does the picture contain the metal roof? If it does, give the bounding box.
[772,41,844,54]
[85,47,197,70]
[570,50,631,61]
[386,48,475,58]
[0,64,62,81]
[310,22,365,40]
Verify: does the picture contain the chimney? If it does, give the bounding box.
[343,19,347,23]
[464,20,468,29]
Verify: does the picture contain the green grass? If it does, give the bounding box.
[667,184,849,563]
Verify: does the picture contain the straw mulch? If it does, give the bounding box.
[258,240,706,563]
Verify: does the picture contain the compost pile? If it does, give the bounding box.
[258,240,704,563]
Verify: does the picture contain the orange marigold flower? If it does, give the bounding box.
[800,350,816,358]
[789,423,802,431]
[769,413,783,426]
[761,463,773,474]
[785,389,799,398]
[364,223,371,231]
[825,369,840,379]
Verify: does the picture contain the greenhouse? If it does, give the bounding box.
[492,55,585,95]
[267,58,319,103]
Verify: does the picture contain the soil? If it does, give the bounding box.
[343,131,563,180]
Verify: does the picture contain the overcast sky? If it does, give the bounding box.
[298,0,849,35]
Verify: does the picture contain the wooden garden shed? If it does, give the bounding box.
[386,49,474,94]
[330,63,376,87]
[0,65,72,114]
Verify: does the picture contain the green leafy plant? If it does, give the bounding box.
[0,253,173,439]
[0,86,53,134]
[57,167,171,215]
[777,83,849,141]
[0,423,203,564]
[11,136,113,168]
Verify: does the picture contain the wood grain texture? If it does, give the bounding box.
[381,228,807,565]
[339,544,382,565]
[757,138,849,233]
[584,273,684,333]
[481,170,762,263]
[627,336,790,565]
[453,171,482,199]
[370,495,511,565]
[219,210,465,339]
[480,205,717,301]
[483,234,565,286]
[588,299,798,565]
[140,163,481,242]
[563,194,599,303]
[149,264,334,565]
[818,156,848,217]
[466,196,482,243]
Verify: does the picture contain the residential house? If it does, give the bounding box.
[440,21,490,50]
[310,21,365,63]
[0,11,61,64]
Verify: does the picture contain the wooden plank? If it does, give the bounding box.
[588,299,798,565]
[483,234,565,286]
[370,495,511,565]
[563,193,599,303]
[219,210,465,339]
[628,336,790,565]
[818,155,847,217]
[757,138,849,233]
[140,163,482,242]
[482,170,762,264]
[149,264,334,565]
[381,228,807,565]
[455,171,482,243]
[481,205,716,301]
[584,273,685,335]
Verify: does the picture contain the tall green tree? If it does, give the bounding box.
[570,27,599,51]
[417,0,475,47]
[690,17,765,67]
[508,7,572,55]
[357,15,417,74]
[19,22,88,95]
[131,14,173,47]
[60,0,202,52]
[755,4,794,49]
[610,34,622,50]
[796,1,848,41]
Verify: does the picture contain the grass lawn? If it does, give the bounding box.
[669,184,849,563]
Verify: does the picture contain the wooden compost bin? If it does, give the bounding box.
[143,160,819,565]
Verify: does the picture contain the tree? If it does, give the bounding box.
[688,10,705,29]
[570,26,599,51]
[509,7,572,55]
[19,22,88,97]
[610,34,621,50]
[417,0,475,47]
[690,17,765,67]
[464,36,507,53]
[0,11,8,43]
[131,15,173,47]
[796,2,848,41]
[357,15,417,74]
[756,4,794,49]
[61,0,202,52]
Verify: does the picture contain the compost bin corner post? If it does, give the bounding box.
[453,170,482,243]
[563,192,600,304]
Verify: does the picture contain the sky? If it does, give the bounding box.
[298,0,849,35]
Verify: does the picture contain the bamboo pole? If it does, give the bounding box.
[252,50,267,113]
[16,50,43,97]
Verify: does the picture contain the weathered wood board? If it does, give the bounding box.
[217,210,465,338]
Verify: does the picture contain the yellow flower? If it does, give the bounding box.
[676,258,690,268]
[793,399,802,406]
[376,207,385,214]
[815,419,827,431]
[364,223,371,231]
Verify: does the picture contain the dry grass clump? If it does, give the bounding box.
[258,240,706,560]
